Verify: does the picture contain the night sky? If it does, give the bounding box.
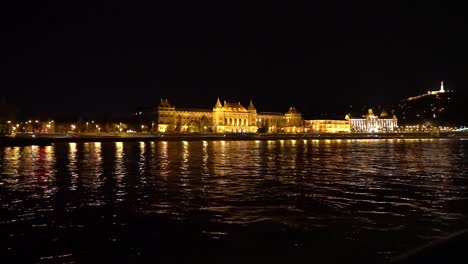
[2,2,467,119]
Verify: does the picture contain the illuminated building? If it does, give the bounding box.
[157,98,399,134]
[304,120,350,133]
[347,109,398,133]
[213,99,259,133]
[157,98,302,133]
[283,107,304,133]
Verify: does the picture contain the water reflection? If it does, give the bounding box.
[202,141,209,176]
[180,141,190,176]
[68,142,78,190]
[1,147,20,178]
[158,141,169,177]
[0,139,467,263]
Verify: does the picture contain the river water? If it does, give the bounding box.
[1,139,468,263]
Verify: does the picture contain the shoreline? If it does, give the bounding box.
[1,132,466,146]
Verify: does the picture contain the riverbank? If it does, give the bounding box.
[1,131,467,146]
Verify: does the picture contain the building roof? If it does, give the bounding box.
[223,101,247,112]
[159,98,172,107]
[214,98,223,108]
[380,110,388,118]
[248,99,256,111]
[286,107,301,115]
[258,112,283,116]
[366,108,375,117]
[176,108,212,113]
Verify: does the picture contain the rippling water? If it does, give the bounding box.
[1,139,468,263]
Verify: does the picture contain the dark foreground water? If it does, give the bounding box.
[1,139,468,263]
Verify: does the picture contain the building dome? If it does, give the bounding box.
[380,110,388,118]
[366,108,375,117]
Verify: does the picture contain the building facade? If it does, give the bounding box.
[157,98,302,133]
[304,120,351,133]
[347,109,398,133]
[156,99,398,134]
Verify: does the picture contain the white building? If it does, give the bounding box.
[347,109,398,133]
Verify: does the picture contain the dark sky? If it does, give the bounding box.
[1,1,467,119]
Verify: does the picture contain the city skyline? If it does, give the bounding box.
[2,2,468,119]
[0,80,462,121]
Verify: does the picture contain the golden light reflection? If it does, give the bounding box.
[69,142,77,151]
[31,145,38,153]
[202,141,209,175]
[212,141,227,176]
[159,141,169,177]
[68,143,78,190]
[180,141,190,177]
[44,146,56,180]
[116,142,124,150]
[138,141,146,174]
[82,142,103,192]
[2,147,21,177]
[354,139,372,143]
[114,142,126,185]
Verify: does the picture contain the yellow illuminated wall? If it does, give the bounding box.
[304,120,351,133]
